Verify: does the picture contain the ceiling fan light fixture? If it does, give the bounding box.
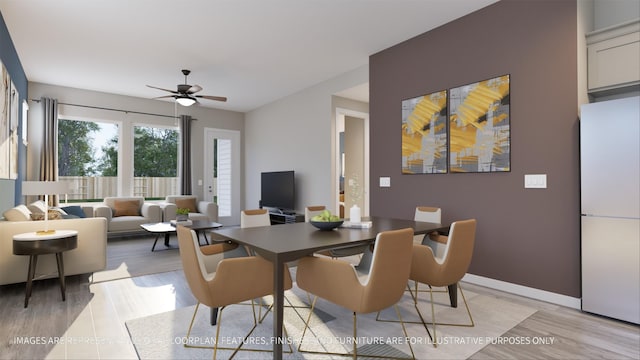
[175,96,196,107]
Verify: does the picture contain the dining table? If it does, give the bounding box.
[211,215,449,360]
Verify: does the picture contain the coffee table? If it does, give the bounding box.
[140,221,223,251]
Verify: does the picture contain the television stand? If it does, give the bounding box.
[269,212,304,225]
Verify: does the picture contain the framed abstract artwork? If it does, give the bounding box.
[10,80,19,179]
[401,89,448,174]
[449,74,510,173]
[0,61,9,179]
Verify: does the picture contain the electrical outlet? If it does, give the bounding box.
[524,174,547,188]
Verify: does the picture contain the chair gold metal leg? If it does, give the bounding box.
[185,302,201,347]
[428,286,437,348]
[258,291,312,324]
[301,296,414,359]
[381,283,474,332]
[394,304,416,359]
[184,300,289,358]
[429,284,474,327]
[297,295,318,354]
[408,286,437,348]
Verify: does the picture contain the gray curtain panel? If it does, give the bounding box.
[40,97,59,205]
[179,115,192,195]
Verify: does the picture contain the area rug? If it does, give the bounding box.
[91,235,184,283]
[125,283,537,359]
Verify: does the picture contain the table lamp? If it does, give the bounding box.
[22,181,70,235]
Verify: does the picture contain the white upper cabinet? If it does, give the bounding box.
[587,19,640,93]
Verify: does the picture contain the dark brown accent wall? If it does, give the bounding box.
[369,0,580,297]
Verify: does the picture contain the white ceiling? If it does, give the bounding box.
[0,0,497,112]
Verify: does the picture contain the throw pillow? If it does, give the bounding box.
[175,197,197,213]
[30,209,62,221]
[61,205,86,218]
[2,205,32,221]
[113,200,141,217]
[27,200,47,214]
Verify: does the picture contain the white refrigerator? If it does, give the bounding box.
[580,96,640,324]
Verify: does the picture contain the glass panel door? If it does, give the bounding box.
[204,128,240,225]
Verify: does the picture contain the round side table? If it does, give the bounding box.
[13,230,78,308]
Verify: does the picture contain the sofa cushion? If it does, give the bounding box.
[175,197,198,213]
[113,200,141,217]
[3,205,32,221]
[27,200,47,214]
[61,205,86,218]
[108,216,149,232]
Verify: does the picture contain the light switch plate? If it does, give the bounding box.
[524,174,547,188]
[379,177,391,187]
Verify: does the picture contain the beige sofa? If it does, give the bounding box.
[94,196,162,236]
[0,217,108,286]
[161,195,218,222]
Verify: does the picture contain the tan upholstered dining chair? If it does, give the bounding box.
[296,227,416,359]
[408,219,477,347]
[241,208,306,313]
[412,206,455,299]
[241,208,271,228]
[176,225,293,359]
[414,206,448,257]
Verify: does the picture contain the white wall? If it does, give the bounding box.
[244,65,368,213]
[27,82,243,200]
[578,0,594,107]
[593,0,640,30]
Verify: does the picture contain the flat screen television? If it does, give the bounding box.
[261,171,295,213]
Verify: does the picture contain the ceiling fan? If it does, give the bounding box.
[147,69,227,106]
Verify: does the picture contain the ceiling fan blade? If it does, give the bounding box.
[152,95,176,100]
[187,84,203,94]
[196,95,228,102]
[146,84,178,94]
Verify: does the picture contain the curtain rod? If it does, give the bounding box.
[28,98,191,120]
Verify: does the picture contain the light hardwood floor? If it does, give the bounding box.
[0,238,638,359]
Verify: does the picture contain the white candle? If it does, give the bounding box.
[350,204,361,223]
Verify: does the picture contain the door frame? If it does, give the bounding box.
[335,107,369,217]
[204,128,241,226]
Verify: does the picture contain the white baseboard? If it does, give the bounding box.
[462,273,581,310]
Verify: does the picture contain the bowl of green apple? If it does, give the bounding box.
[310,210,343,230]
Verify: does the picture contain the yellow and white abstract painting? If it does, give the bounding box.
[401,90,448,174]
[449,74,510,173]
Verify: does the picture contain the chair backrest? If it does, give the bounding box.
[414,206,441,223]
[304,205,326,222]
[177,224,293,309]
[176,225,214,307]
[241,209,271,228]
[360,227,414,313]
[418,219,476,287]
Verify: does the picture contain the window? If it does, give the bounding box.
[133,125,178,200]
[58,119,119,202]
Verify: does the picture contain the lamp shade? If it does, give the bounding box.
[176,96,196,107]
[22,181,70,195]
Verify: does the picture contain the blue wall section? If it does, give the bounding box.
[0,10,28,208]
